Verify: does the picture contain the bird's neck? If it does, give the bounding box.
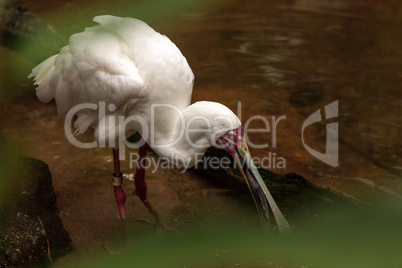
[146,102,215,168]
[141,101,240,169]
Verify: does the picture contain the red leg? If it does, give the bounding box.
[112,148,126,223]
[133,141,164,227]
[133,142,149,202]
[103,149,130,255]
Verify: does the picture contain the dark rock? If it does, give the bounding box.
[190,147,359,227]
[0,0,63,62]
[0,156,72,267]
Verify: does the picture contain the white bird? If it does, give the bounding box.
[29,15,291,234]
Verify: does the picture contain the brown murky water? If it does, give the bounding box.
[1,0,401,265]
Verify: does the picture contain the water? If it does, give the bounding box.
[7,0,401,204]
[1,0,401,265]
[174,0,402,202]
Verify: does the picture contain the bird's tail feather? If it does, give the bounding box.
[28,55,58,103]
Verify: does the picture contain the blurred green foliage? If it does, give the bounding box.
[63,199,401,267]
[1,1,401,267]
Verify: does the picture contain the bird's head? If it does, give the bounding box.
[158,101,291,233]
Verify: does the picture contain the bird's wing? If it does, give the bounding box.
[29,17,147,134]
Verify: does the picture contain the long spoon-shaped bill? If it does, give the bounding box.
[235,139,292,234]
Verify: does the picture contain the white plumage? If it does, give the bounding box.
[29,15,291,233]
[29,15,239,167]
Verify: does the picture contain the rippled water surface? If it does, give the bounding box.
[1,0,401,263]
[8,0,402,205]
[0,0,402,258]
[174,0,402,201]
[185,0,402,201]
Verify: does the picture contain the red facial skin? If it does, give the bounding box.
[216,125,244,159]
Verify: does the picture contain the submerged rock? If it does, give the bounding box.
[0,157,71,267]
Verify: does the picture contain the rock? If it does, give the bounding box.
[190,147,358,226]
[0,156,72,267]
[0,0,63,62]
